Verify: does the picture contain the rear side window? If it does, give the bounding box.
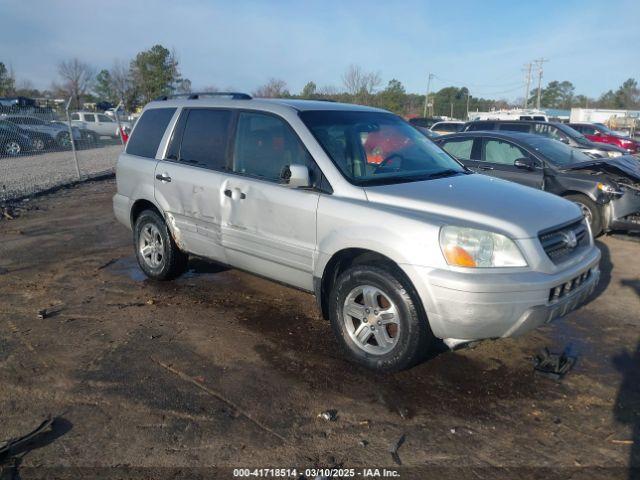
[499,123,531,132]
[174,109,232,169]
[84,114,96,123]
[441,138,474,160]
[126,108,176,159]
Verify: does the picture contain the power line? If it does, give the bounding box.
[432,74,523,89]
[470,84,527,97]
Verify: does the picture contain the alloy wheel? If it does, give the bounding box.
[5,141,21,156]
[138,223,165,269]
[342,284,400,355]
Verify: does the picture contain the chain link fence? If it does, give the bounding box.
[0,98,130,202]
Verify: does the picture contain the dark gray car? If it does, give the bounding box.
[435,131,640,235]
[463,120,627,159]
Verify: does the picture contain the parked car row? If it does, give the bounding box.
[0,112,126,157]
[425,115,640,156]
[462,120,628,159]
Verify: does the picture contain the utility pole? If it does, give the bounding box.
[466,91,471,121]
[450,102,454,118]
[534,58,548,109]
[523,63,532,109]
[423,73,434,117]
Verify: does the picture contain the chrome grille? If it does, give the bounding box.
[539,219,589,264]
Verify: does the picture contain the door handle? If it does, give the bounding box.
[478,165,494,171]
[224,189,246,199]
[155,173,171,182]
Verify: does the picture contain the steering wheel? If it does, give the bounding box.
[374,153,405,174]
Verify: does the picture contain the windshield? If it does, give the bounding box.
[300,110,466,186]
[594,123,622,136]
[526,136,593,166]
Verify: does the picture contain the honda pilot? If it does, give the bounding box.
[113,93,601,372]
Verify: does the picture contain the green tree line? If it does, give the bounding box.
[1,52,639,117]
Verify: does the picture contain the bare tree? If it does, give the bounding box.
[57,58,95,109]
[253,78,289,98]
[110,60,129,99]
[341,64,381,96]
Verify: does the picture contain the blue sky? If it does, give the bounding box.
[1,0,638,100]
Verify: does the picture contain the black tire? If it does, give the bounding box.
[564,194,603,236]
[329,264,435,372]
[133,209,188,280]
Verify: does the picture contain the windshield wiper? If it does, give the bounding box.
[424,169,465,179]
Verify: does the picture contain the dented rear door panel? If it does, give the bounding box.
[154,161,227,262]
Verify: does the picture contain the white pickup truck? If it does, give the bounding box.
[70,111,131,139]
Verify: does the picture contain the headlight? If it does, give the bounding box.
[439,226,527,268]
[606,151,623,158]
[597,182,624,196]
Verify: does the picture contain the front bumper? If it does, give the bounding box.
[608,190,640,231]
[404,246,601,344]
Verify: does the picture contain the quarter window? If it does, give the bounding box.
[441,138,474,160]
[483,139,529,165]
[233,112,316,182]
[177,109,232,170]
[71,113,80,121]
[126,107,176,159]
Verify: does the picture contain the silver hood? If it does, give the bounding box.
[364,173,582,239]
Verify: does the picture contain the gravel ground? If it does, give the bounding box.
[0,180,638,479]
[0,144,121,201]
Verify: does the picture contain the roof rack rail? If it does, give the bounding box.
[154,92,252,101]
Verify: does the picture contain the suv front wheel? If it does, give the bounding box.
[134,209,188,280]
[329,264,435,372]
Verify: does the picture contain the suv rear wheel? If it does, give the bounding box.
[134,210,188,280]
[329,264,435,372]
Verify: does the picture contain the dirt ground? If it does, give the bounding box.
[0,179,639,480]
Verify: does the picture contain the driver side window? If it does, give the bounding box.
[483,139,529,165]
[233,112,318,184]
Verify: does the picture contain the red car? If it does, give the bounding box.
[568,122,639,154]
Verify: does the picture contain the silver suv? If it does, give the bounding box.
[113,93,601,372]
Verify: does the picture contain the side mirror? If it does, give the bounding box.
[281,164,311,188]
[514,158,535,170]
